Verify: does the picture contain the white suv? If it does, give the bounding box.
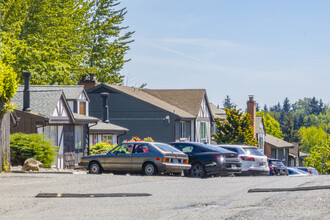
[218,145,269,176]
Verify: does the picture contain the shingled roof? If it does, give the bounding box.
[265,134,295,149]
[143,89,206,117]
[17,85,88,101]
[94,84,197,118]
[12,90,64,118]
[209,103,226,120]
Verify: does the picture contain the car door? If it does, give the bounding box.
[131,143,153,171]
[103,143,133,171]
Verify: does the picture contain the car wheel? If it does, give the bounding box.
[143,163,158,176]
[190,163,206,178]
[89,162,102,174]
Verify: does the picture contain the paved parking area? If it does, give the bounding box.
[0,173,329,220]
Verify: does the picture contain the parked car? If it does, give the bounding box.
[169,142,242,178]
[287,167,310,176]
[296,167,319,175]
[268,158,288,175]
[79,142,191,175]
[217,145,269,176]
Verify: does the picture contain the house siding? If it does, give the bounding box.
[63,125,75,169]
[88,88,178,143]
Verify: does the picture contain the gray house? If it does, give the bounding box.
[85,83,214,143]
[11,73,127,169]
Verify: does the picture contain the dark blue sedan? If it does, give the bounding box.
[169,142,242,178]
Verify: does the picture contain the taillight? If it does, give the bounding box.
[183,159,189,164]
[240,156,255,161]
[162,158,170,162]
[308,167,312,174]
[211,155,219,159]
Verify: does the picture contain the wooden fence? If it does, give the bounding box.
[0,111,11,172]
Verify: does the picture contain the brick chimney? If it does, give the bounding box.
[246,95,256,136]
[78,74,98,90]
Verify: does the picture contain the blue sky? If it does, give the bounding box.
[120,0,330,109]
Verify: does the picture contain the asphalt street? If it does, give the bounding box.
[0,173,329,220]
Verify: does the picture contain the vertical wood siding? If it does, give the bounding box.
[0,112,11,171]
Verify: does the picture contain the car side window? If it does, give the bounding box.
[134,144,150,153]
[113,144,134,154]
[179,145,195,153]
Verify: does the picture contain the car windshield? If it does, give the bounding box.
[244,148,265,156]
[154,143,182,153]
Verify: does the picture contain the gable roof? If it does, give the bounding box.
[16,85,89,101]
[89,84,196,118]
[265,134,295,149]
[142,89,206,117]
[209,103,226,120]
[255,115,265,134]
[12,90,66,118]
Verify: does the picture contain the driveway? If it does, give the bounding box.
[0,173,329,219]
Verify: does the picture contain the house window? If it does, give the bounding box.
[68,101,74,112]
[44,126,58,146]
[79,102,86,115]
[75,126,84,150]
[200,122,207,143]
[180,121,186,139]
[102,134,113,145]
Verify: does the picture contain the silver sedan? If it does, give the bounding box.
[79,142,191,175]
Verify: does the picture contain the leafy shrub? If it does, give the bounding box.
[123,136,154,142]
[90,142,117,155]
[0,59,18,116]
[10,133,58,167]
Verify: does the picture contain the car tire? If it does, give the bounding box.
[143,162,158,176]
[190,163,206,178]
[89,162,102,174]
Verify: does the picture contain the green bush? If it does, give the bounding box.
[90,142,117,155]
[10,133,58,167]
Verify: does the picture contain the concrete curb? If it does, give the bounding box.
[248,185,330,193]
[36,193,152,198]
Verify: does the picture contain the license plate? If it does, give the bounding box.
[173,159,179,163]
[231,165,237,169]
[259,163,264,166]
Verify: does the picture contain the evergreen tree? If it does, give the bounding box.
[223,95,234,110]
[212,107,257,146]
[263,104,268,113]
[283,97,291,113]
[281,113,297,142]
[309,97,319,115]
[256,103,260,112]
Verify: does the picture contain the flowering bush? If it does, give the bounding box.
[90,142,117,155]
[123,136,154,143]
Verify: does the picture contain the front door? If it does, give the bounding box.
[131,143,152,171]
[104,143,133,171]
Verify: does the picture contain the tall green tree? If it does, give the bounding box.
[1,0,134,85]
[212,107,257,146]
[257,111,283,139]
[282,97,291,113]
[281,113,297,142]
[85,0,134,84]
[223,95,234,110]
